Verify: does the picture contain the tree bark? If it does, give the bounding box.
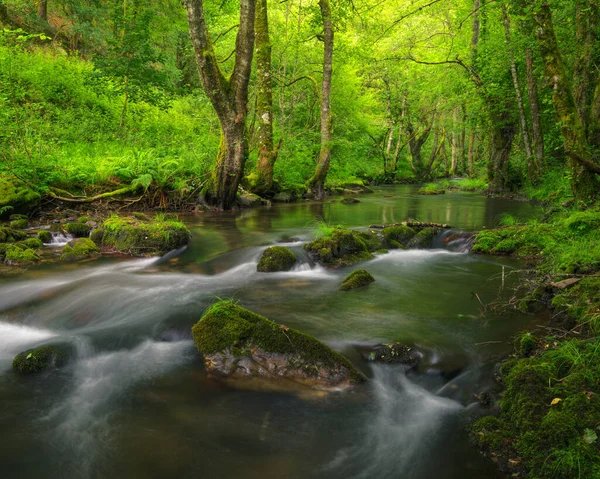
[185,0,256,210]
[250,0,279,196]
[450,108,459,176]
[471,0,481,66]
[391,89,408,171]
[532,2,599,201]
[308,0,333,200]
[525,48,544,174]
[468,131,476,177]
[502,6,534,175]
[37,0,48,22]
[407,118,433,177]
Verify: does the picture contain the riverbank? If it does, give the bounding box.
[469,208,600,477]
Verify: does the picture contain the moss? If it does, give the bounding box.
[382,225,416,248]
[407,227,437,248]
[60,238,100,261]
[22,238,43,250]
[0,176,41,220]
[9,214,27,221]
[90,226,104,244]
[257,246,297,272]
[95,216,190,255]
[77,216,90,223]
[4,244,40,265]
[12,345,68,374]
[304,227,381,268]
[37,230,52,243]
[64,222,92,237]
[131,212,151,221]
[192,300,365,383]
[339,269,375,291]
[517,332,537,358]
[9,218,28,229]
[0,227,26,243]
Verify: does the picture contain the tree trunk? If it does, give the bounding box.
[471,0,481,66]
[525,48,544,174]
[460,104,467,173]
[185,0,256,210]
[488,120,516,193]
[407,120,432,177]
[38,0,48,22]
[532,2,599,202]
[308,0,333,200]
[468,131,476,177]
[391,89,408,171]
[502,6,534,177]
[450,108,459,176]
[250,0,279,196]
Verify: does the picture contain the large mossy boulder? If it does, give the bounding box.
[0,176,41,220]
[192,300,366,389]
[38,230,53,243]
[2,242,40,265]
[93,216,190,255]
[61,238,100,261]
[407,227,438,248]
[382,225,416,249]
[304,228,382,268]
[12,345,68,374]
[339,269,375,291]
[64,222,92,238]
[257,246,297,272]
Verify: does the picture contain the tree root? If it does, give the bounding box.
[47,185,141,203]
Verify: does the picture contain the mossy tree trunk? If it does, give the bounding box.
[487,114,516,193]
[250,0,279,196]
[407,112,433,178]
[525,48,544,175]
[532,2,600,202]
[308,0,333,200]
[185,0,256,210]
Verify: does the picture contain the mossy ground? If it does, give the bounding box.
[471,208,600,478]
[339,269,375,291]
[94,215,190,255]
[257,246,297,272]
[192,300,365,383]
[1,241,41,265]
[0,176,40,220]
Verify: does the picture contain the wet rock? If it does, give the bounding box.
[238,192,264,208]
[341,197,360,204]
[272,192,293,203]
[304,228,382,268]
[339,269,375,291]
[550,278,581,290]
[362,343,422,366]
[0,176,40,220]
[257,246,297,272]
[407,227,438,248]
[64,222,92,238]
[12,345,69,374]
[61,238,100,261]
[382,225,416,249]
[192,300,365,390]
[37,230,53,243]
[93,216,190,255]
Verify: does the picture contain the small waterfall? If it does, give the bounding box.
[49,231,73,246]
[434,229,476,252]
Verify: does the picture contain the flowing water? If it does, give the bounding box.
[0,185,541,478]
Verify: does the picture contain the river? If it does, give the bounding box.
[0,185,540,478]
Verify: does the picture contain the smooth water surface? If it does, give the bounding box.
[0,186,541,478]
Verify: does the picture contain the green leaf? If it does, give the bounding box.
[583,428,597,445]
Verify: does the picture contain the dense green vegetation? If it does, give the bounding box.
[2,0,600,476]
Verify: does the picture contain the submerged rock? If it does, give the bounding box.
[12,345,69,374]
[61,238,100,261]
[192,300,365,390]
[339,269,375,291]
[257,246,297,272]
[0,176,41,220]
[341,197,360,204]
[93,216,190,255]
[304,228,381,268]
[362,343,422,366]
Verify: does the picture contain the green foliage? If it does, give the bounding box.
[418,183,446,195]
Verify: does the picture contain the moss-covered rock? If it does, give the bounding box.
[339,269,375,291]
[96,216,190,255]
[363,343,421,365]
[0,227,27,243]
[37,230,53,243]
[12,345,68,374]
[407,227,438,248]
[22,238,43,250]
[304,228,382,268]
[64,222,92,237]
[238,192,264,208]
[60,238,100,261]
[382,225,416,249]
[9,218,28,229]
[192,300,365,389]
[341,197,360,204]
[0,176,41,220]
[4,244,40,265]
[257,246,297,272]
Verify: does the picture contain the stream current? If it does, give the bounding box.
[0,185,540,478]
